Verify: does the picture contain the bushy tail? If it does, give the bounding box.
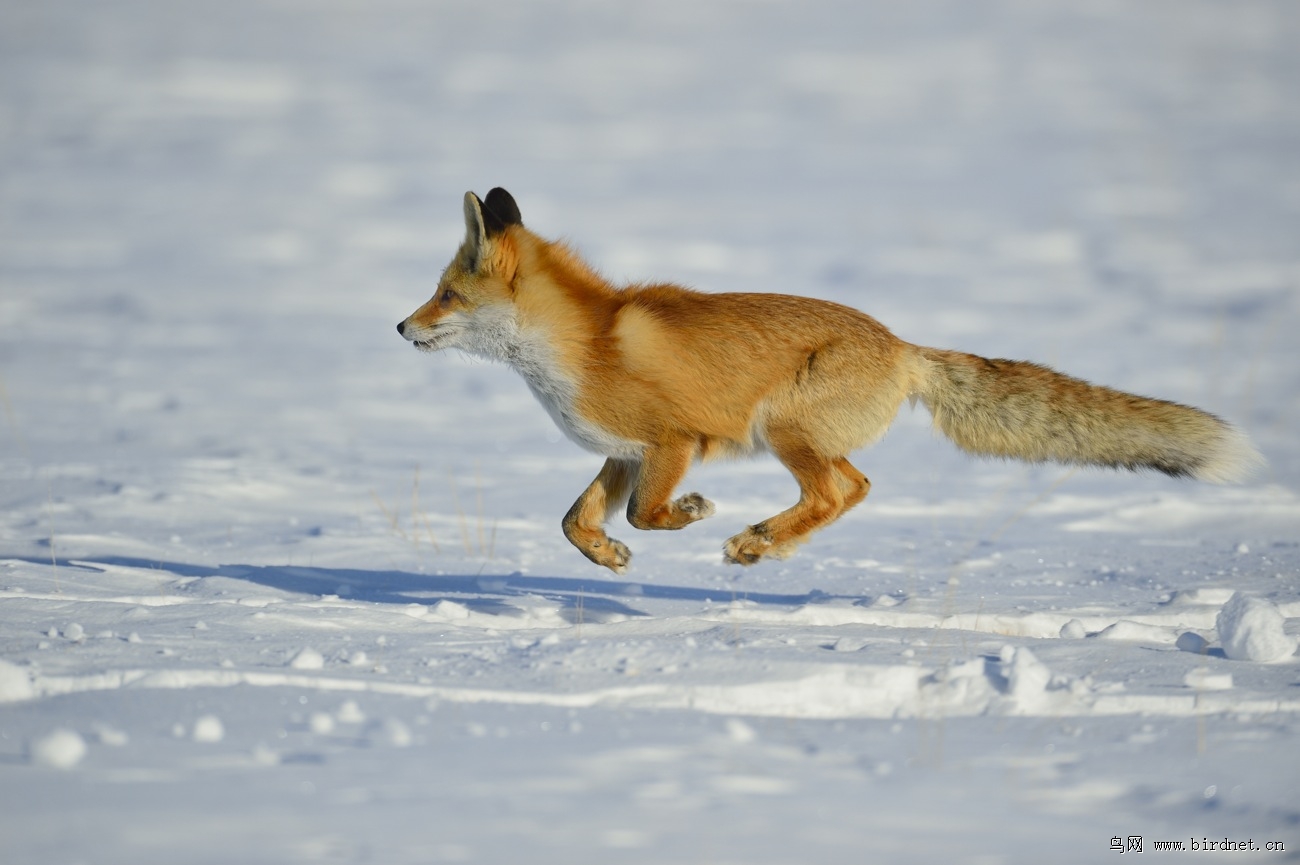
[915,347,1263,483]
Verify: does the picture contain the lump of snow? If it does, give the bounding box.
[918,658,997,716]
[336,700,366,724]
[429,600,471,621]
[369,718,412,747]
[251,744,280,766]
[288,647,325,670]
[725,718,758,744]
[192,715,225,743]
[1001,646,1051,702]
[30,729,87,769]
[1095,620,1177,645]
[1167,587,1236,607]
[93,725,129,747]
[1059,619,1087,639]
[1175,632,1211,655]
[1217,592,1297,663]
[1184,667,1233,691]
[309,712,335,735]
[0,659,35,703]
[63,623,85,642]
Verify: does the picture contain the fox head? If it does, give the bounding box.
[397,187,523,358]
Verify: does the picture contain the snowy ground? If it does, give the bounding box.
[2,0,1299,862]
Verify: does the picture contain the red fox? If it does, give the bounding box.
[398,188,1264,573]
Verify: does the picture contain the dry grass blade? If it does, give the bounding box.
[370,490,409,541]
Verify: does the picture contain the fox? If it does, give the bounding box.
[397,188,1264,574]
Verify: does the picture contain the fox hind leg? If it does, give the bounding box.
[724,435,856,566]
[756,460,871,560]
[834,457,871,512]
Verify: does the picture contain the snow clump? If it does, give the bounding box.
[192,715,225,743]
[1216,592,1297,663]
[288,647,325,670]
[29,729,87,769]
[1175,632,1211,654]
[0,659,35,703]
[336,700,366,724]
[1059,619,1087,639]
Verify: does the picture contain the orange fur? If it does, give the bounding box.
[398,189,1263,573]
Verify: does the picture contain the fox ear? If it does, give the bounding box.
[482,188,522,235]
[463,189,521,249]
[463,190,489,245]
[462,190,521,275]
[462,191,493,270]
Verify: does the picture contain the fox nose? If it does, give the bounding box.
[396,320,406,336]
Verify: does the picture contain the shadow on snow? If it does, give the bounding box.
[16,556,859,623]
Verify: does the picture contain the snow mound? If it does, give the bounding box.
[993,646,1092,716]
[1184,668,1233,691]
[1059,619,1087,639]
[1094,620,1177,645]
[288,647,325,670]
[29,729,87,769]
[368,718,412,747]
[192,715,226,743]
[1216,593,1297,663]
[0,659,35,703]
[1175,632,1211,654]
[336,699,366,724]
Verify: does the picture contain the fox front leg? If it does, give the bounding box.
[562,458,638,574]
[625,438,716,531]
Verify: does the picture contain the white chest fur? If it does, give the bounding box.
[457,307,645,459]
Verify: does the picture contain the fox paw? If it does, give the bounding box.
[590,536,632,575]
[767,538,804,560]
[723,525,773,566]
[675,492,716,520]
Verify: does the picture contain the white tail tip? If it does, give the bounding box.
[1195,426,1266,484]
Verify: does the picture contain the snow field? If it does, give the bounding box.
[2,0,1299,862]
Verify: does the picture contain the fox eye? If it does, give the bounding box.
[439,288,457,307]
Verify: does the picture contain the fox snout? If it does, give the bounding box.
[396,318,424,345]
[396,315,429,348]
[396,310,455,353]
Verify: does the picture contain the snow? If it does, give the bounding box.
[1184,668,1233,692]
[288,647,326,671]
[28,729,88,770]
[1,0,1298,862]
[1217,593,1298,663]
[191,714,226,744]
[0,660,35,703]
